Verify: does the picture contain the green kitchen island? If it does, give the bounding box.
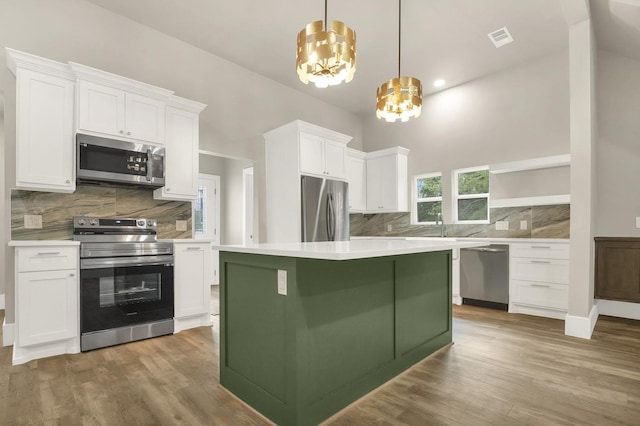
[217,239,486,425]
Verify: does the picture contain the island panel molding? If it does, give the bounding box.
[219,247,455,425]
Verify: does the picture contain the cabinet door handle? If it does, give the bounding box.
[530,283,550,288]
[65,179,71,184]
[530,260,551,264]
[166,188,171,192]
[36,252,60,256]
[531,245,551,249]
[69,273,75,277]
[126,131,131,136]
[120,130,125,134]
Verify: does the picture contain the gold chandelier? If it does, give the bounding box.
[296,0,357,88]
[376,0,422,122]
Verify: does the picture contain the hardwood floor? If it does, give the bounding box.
[0,305,638,425]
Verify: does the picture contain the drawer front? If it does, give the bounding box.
[17,246,78,272]
[511,258,569,284]
[511,280,568,310]
[510,243,569,260]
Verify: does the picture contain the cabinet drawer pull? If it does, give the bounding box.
[69,273,75,277]
[530,260,551,264]
[36,252,60,256]
[186,247,202,251]
[530,283,551,288]
[530,245,551,249]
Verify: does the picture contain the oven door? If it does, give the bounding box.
[80,261,174,334]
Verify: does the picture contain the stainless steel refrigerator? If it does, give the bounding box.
[301,175,349,242]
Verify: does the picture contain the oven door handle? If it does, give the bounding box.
[80,255,174,270]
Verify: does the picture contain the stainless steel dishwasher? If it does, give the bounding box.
[460,244,509,310]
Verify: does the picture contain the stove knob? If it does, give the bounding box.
[137,219,146,227]
[77,218,86,226]
[89,219,98,226]
[147,220,155,227]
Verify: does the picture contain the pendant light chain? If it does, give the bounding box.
[324,0,328,31]
[398,0,401,79]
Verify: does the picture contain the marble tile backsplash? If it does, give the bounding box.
[350,204,570,239]
[11,183,193,240]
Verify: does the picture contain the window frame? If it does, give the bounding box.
[411,172,443,225]
[453,165,490,224]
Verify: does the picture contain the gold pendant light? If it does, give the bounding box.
[376,0,422,122]
[296,0,357,88]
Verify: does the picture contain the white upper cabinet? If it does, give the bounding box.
[154,99,206,201]
[7,49,76,193]
[77,80,165,144]
[299,132,346,179]
[346,149,366,212]
[366,147,409,213]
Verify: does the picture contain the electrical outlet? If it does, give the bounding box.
[495,220,509,231]
[520,220,528,230]
[386,224,393,232]
[277,270,287,295]
[176,220,187,231]
[24,215,43,229]
[636,217,640,229]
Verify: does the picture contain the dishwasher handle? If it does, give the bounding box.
[463,247,508,253]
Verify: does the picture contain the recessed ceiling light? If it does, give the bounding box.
[433,79,446,87]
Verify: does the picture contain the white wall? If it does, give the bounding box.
[596,50,640,236]
[362,51,570,222]
[0,0,363,323]
[0,91,5,308]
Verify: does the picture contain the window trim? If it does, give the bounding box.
[453,165,490,224]
[412,172,443,225]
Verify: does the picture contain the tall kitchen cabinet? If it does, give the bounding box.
[264,120,352,243]
[6,48,76,193]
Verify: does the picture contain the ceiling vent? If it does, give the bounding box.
[488,26,514,48]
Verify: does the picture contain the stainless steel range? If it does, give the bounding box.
[74,216,174,351]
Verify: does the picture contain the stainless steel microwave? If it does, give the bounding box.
[76,134,165,187]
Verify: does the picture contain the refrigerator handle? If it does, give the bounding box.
[326,193,335,241]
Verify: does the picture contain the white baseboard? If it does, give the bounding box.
[0,294,4,310]
[452,295,462,305]
[565,304,599,339]
[595,299,640,320]
[3,319,14,347]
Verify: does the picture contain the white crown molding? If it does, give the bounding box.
[166,94,207,113]
[5,48,75,80]
[69,62,174,100]
[365,146,411,159]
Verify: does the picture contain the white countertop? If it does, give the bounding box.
[9,240,80,247]
[354,236,569,244]
[159,239,213,244]
[214,239,489,260]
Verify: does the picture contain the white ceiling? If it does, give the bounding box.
[83,0,638,117]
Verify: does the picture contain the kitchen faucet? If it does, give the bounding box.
[436,212,445,238]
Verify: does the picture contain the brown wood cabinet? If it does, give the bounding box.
[595,237,640,303]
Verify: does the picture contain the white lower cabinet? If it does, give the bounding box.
[174,241,212,332]
[11,243,80,365]
[509,242,570,320]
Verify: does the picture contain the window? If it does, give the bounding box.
[453,166,489,223]
[413,173,442,224]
